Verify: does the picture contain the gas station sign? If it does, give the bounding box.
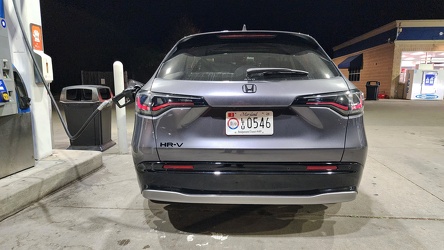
[31,23,43,51]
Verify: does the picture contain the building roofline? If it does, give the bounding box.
[333,19,444,51]
[396,19,444,27]
[333,21,397,51]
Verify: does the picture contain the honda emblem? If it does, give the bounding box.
[242,84,257,93]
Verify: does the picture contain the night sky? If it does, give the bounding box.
[39,0,444,93]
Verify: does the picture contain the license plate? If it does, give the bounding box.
[226,111,273,135]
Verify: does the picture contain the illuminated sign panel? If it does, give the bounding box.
[30,23,43,51]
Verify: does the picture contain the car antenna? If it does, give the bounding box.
[242,24,247,31]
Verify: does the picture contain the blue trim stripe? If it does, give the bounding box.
[334,28,397,58]
[334,26,444,58]
[0,0,4,18]
[397,27,444,40]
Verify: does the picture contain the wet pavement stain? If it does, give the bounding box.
[117,239,130,246]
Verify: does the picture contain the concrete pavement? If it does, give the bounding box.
[0,99,443,249]
[0,150,102,221]
[0,101,134,221]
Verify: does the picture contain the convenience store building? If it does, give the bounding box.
[332,20,444,100]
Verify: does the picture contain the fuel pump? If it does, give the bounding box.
[0,11,17,116]
[1,0,139,179]
[0,1,34,178]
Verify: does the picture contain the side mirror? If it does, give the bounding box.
[112,79,144,108]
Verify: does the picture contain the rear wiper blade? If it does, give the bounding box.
[246,68,309,78]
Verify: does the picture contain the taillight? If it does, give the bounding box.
[135,92,208,116]
[292,90,364,116]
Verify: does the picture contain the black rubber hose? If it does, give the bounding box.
[11,0,107,141]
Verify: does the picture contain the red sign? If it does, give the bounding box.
[30,24,43,51]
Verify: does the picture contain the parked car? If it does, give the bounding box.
[124,30,367,204]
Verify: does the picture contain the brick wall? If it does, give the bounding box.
[333,43,395,98]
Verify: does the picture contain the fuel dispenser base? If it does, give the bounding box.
[0,19,35,178]
[0,113,34,178]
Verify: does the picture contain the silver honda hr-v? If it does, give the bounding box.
[129,30,367,204]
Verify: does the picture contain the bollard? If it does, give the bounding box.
[113,61,129,154]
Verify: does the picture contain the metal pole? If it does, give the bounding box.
[113,61,128,154]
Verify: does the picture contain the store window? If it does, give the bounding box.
[338,54,363,82]
[400,51,444,71]
[348,68,361,81]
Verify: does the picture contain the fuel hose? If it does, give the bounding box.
[11,0,113,141]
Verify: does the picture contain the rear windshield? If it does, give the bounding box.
[157,38,340,81]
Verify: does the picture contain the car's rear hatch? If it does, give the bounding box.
[149,77,350,162]
[137,31,359,163]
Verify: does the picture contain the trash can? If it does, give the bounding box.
[60,85,116,151]
[366,81,380,100]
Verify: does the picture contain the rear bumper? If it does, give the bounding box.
[136,162,364,204]
[143,190,357,205]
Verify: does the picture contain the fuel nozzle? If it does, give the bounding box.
[112,79,143,108]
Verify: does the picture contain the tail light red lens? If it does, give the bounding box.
[136,92,208,116]
[292,90,364,115]
[136,95,150,111]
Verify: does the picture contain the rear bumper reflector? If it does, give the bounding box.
[163,165,194,170]
[306,165,338,171]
